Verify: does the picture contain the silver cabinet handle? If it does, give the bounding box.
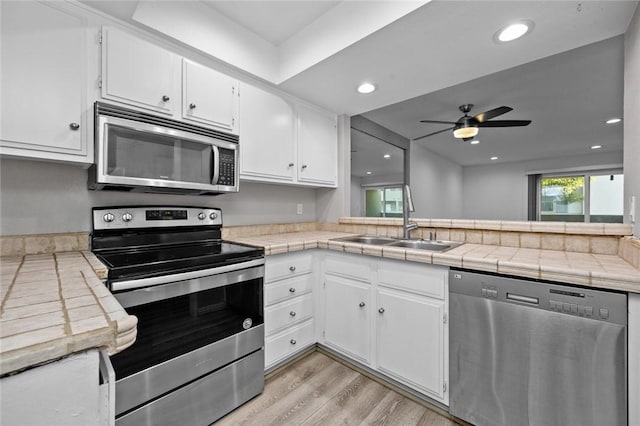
[289,288,296,293]
[162,95,170,102]
[359,302,366,307]
[289,266,296,272]
[289,311,296,317]
[189,103,197,109]
[69,123,80,130]
[301,164,308,169]
[378,307,385,314]
[290,339,297,345]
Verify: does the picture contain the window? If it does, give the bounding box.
[533,170,623,223]
[364,186,403,218]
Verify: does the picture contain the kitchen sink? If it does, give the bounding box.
[332,235,398,245]
[330,235,463,252]
[387,239,463,252]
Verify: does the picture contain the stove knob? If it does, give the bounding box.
[198,212,206,220]
[122,213,133,222]
[103,213,115,223]
[209,212,218,220]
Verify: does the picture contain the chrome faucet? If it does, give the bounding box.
[403,184,418,239]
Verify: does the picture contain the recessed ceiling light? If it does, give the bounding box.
[357,83,376,94]
[605,118,622,124]
[470,140,480,145]
[591,145,602,150]
[366,171,372,175]
[383,154,391,158]
[495,21,533,43]
[490,156,499,160]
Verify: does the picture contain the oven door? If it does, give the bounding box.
[110,262,264,418]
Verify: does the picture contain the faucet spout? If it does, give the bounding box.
[403,185,417,239]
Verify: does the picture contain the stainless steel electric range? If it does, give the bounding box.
[91,206,265,426]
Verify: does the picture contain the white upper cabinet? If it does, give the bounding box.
[238,83,296,182]
[297,105,338,186]
[182,59,238,133]
[239,83,338,188]
[101,26,177,115]
[0,1,91,164]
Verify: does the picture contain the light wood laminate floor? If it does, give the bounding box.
[215,351,460,426]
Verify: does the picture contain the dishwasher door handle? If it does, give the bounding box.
[506,292,539,305]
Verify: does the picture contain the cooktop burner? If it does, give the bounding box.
[91,206,264,286]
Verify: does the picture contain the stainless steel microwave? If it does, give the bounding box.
[89,102,239,195]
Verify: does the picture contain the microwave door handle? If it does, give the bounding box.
[211,145,220,185]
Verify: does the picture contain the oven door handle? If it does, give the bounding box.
[111,258,265,292]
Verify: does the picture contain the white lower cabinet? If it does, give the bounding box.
[264,252,316,369]
[321,252,449,405]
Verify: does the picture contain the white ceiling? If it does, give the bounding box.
[82,0,638,167]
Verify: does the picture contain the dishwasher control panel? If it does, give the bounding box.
[451,269,627,326]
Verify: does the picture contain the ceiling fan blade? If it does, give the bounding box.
[419,119,457,125]
[476,120,531,127]
[474,106,513,122]
[413,126,455,141]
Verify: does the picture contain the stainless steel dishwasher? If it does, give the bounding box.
[449,269,627,426]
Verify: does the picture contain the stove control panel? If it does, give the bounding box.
[93,206,223,230]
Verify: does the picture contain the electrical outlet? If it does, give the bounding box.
[297,204,303,215]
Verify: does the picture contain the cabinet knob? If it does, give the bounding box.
[359,302,366,308]
[301,164,308,169]
[378,307,385,314]
[189,103,197,109]
[69,123,80,131]
[289,288,296,293]
[289,266,296,272]
[290,339,297,345]
[288,163,295,167]
[162,95,170,102]
[289,311,296,317]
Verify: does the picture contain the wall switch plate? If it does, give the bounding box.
[297,204,303,215]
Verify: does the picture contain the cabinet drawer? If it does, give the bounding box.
[266,252,313,282]
[265,320,314,368]
[325,254,372,282]
[378,259,447,299]
[265,293,313,335]
[265,274,313,306]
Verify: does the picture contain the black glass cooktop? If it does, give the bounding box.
[96,240,263,283]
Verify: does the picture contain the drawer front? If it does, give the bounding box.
[266,320,314,368]
[265,293,313,335]
[325,254,372,282]
[378,259,447,299]
[266,252,313,282]
[265,274,314,306]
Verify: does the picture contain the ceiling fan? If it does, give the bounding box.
[415,104,532,141]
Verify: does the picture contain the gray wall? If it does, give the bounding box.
[410,142,463,219]
[0,158,318,235]
[625,5,640,237]
[461,151,623,221]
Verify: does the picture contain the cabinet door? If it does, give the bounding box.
[0,1,88,162]
[182,59,238,134]
[238,83,295,182]
[297,105,337,187]
[102,27,176,114]
[323,275,371,363]
[376,287,445,399]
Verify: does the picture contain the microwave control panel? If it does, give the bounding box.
[218,148,236,186]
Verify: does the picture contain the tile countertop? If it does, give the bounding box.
[0,251,137,376]
[232,231,640,294]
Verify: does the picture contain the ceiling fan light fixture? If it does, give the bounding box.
[495,21,533,43]
[453,126,479,139]
[357,82,376,94]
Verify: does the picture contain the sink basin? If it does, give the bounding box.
[387,239,463,252]
[332,235,397,245]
